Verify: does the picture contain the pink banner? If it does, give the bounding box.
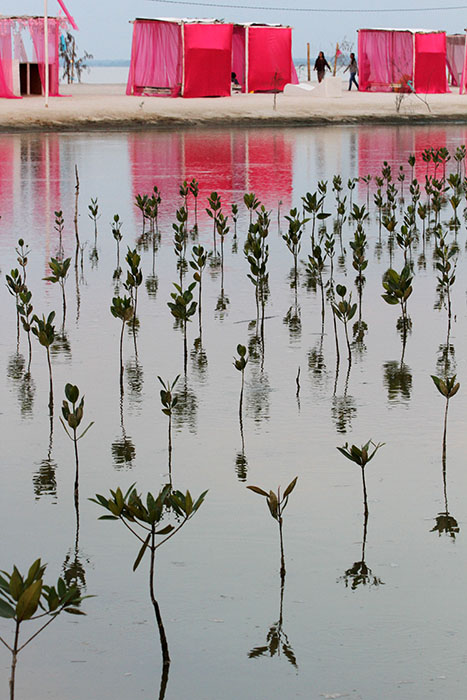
[56,0,78,31]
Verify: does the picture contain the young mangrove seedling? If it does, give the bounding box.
[145,186,162,235]
[5,269,24,349]
[124,247,143,339]
[88,197,100,244]
[244,192,260,226]
[332,284,357,364]
[431,374,460,470]
[54,210,65,259]
[337,440,384,517]
[190,245,208,337]
[17,287,33,373]
[381,265,413,343]
[231,202,238,239]
[216,212,230,290]
[189,178,199,230]
[206,191,222,251]
[31,311,56,412]
[247,477,298,581]
[15,239,30,286]
[134,193,149,232]
[179,180,189,213]
[283,207,309,288]
[158,375,180,484]
[167,282,197,375]
[110,296,134,391]
[60,383,94,513]
[301,191,330,250]
[44,257,71,324]
[111,214,123,270]
[233,344,249,431]
[0,559,88,700]
[91,484,207,670]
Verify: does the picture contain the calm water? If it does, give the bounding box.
[1,124,467,700]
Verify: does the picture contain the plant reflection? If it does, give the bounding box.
[338,509,384,590]
[248,579,297,668]
[111,393,136,469]
[190,337,208,382]
[7,352,36,417]
[32,415,57,501]
[383,360,412,404]
[172,377,198,434]
[246,367,271,425]
[51,328,72,361]
[125,356,144,409]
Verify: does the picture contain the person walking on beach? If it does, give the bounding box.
[314,51,331,83]
[344,52,359,91]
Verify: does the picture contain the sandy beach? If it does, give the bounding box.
[1,82,467,130]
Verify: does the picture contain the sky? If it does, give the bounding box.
[3,0,467,60]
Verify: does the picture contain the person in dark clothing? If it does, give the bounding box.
[344,52,359,91]
[314,51,331,83]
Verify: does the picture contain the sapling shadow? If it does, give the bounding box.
[0,559,88,700]
[31,312,56,413]
[337,440,384,589]
[91,484,207,693]
[158,375,179,485]
[247,476,298,582]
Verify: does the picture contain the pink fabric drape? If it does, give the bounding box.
[126,20,182,96]
[28,18,60,96]
[232,25,246,92]
[359,30,413,92]
[183,24,233,98]
[0,20,18,98]
[248,27,294,92]
[415,33,448,93]
[446,35,465,87]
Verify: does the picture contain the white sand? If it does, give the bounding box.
[1,82,467,130]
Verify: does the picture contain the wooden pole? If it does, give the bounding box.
[333,42,339,77]
[44,0,49,107]
[307,43,311,82]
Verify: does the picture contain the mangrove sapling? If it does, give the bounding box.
[91,485,207,672]
[454,144,466,177]
[5,269,24,349]
[408,153,416,182]
[206,191,222,251]
[88,197,100,245]
[0,559,88,700]
[189,178,199,231]
[44,257,71,324]
[332,174,343,206]
[167,283,197,375]
[189,245,208,336]
[231,202,238,241]
[158,375,180,484]
[135,194,149,232]
[73,165,81,253]
[397,165,405,199]
[124,248,143,341]
[110,296,134,391]
[337,440,384,518]
[17,288,33,373]
[216,211,230,290]
[111,214,123,271]
[233,344,249,450]
[301,191,330,250]
[172,206,188,288]
[60,383,94,518]
[145,187,162,235]
[332,284,357,364]
[179,180,189,214]
[347,177,357,208]
[244,213,270,343]
[15,239,30,286]
[247,477,298,581]
[282,207,309,288]
[431,375,460,471]
[447,173,462,229]
[360,174,372,208]
[54,210,65,259]
[433,229,457,336]
[31,312,56,412]
[244,192,260,227]
[381,265,413,347]
[307,244,326,329]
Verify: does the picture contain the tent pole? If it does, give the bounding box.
[245,26,249,93]
[307,42,310,81]
[44,0,49,107]
[181,21,185,97]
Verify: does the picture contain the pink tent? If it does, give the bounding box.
[358,29,449,94]
[126,18,298,98]
[0,16,66,98]
[447,34,465,87]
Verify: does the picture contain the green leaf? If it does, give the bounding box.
[247,485,269,497]
[133,533,151,572]
[16,579,42,621]
[283,476,298,499]
[64,607,86,615]
[0,598,15,618]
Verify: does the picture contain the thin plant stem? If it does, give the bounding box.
[150,526,170,668]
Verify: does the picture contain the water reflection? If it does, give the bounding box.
[112,394,136,469]
[190,337,208,383]
[249,580,297,668]
[246,368,271,425]
[7,352,36,418]
[338,510,384,590]
[383,360,412,405]
[32,416,57,501]
[173,378,198,434]
[126,356,144,410]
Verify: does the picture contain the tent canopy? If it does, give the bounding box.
[446,34,465,87]
[0,16,67,99]
[126,17,298,98]
[358,28,449,94]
